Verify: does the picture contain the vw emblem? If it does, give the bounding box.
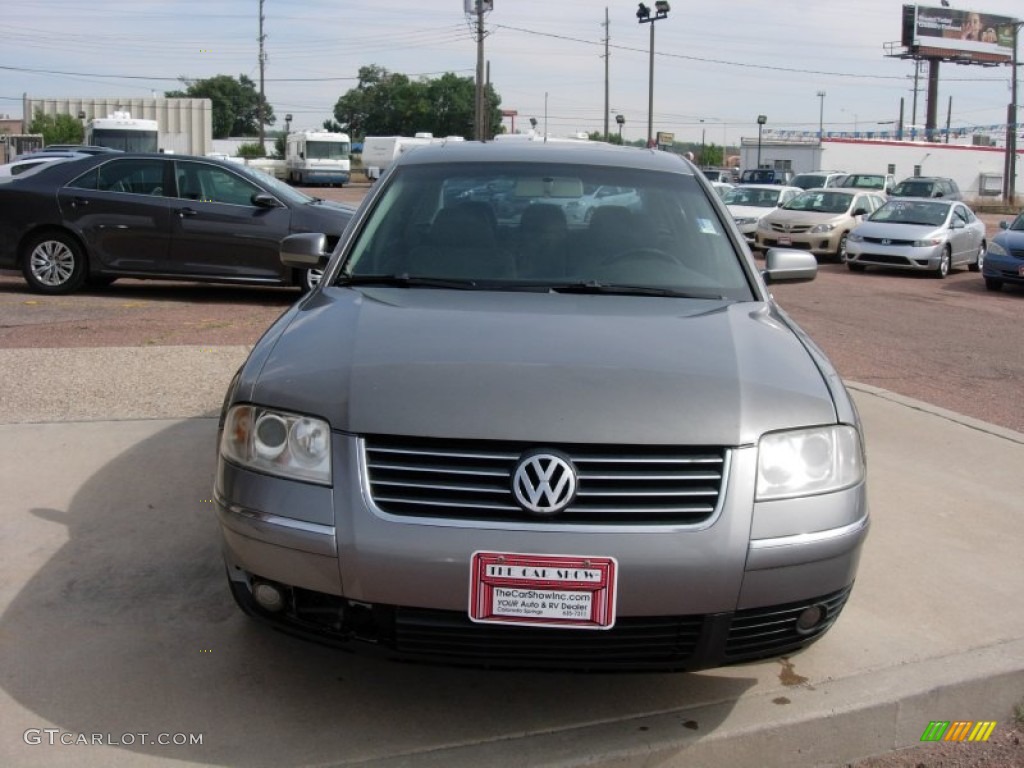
[881,239,891,245]
[512,451,577,515]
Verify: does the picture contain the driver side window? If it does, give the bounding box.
[175,162,260,206]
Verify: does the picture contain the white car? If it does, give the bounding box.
[722,184,802,246]
[0,153,89,178]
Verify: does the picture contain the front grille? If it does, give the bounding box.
[232,579,855,671]
[724,585,852,660]
[393,608,704,666]
[364,436,727,525]
[857,253,913,266]
[768,223,812,234]
[863,236,914,246]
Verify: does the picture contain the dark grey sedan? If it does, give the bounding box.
[214,141,870,672]
[0,153,354,294]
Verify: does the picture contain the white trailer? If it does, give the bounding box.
[285,130,351,186]
[361,133,441,181]
[85,110,159,153]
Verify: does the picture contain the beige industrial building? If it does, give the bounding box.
[22,95,214,155]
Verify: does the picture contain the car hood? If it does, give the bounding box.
[289,198,355,236]
[993,229,1024,250]
[764,209,851,227]
[728,205,776,220]
[243,288,838,446]
[852,220,947,240]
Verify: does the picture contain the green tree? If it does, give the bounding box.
[701,143,724,167]
[332,65,500,140]
[166,74,273,139]
[28,112,84,145]
[236,142,266,158]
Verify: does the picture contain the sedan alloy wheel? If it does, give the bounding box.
[23,232,86,294]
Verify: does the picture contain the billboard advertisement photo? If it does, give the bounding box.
[902,4,1017,63]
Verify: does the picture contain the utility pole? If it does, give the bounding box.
[474,2,486,141]
[603,8,610,142]
[258,0,266,154]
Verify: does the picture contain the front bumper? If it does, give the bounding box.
[845,243,943,271]
[215,436,868,670]
[756,229,842,257]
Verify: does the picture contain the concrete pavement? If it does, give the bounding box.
[0,345,1022,767]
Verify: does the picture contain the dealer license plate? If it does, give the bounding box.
[469,552,618,630]
[777,236,792,246]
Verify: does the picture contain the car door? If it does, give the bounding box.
[168,159,292,280]
[58,157,173,272]
[948,205,974,265]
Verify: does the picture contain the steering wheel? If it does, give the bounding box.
[600,247,679,267]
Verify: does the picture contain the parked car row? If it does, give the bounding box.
[0,152,355,294]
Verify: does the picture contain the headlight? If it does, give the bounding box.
[809,223,836,234]
[220,405,331,485]
[986,240,1007,256]
[912,238,943,247]
[734,217,757,227]
[847,232,863,242]
[756,425,864,500]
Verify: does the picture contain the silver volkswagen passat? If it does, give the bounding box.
[215,140,869,672]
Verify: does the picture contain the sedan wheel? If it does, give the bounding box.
[968,242,984,273]
[300,268,324,294]
[22,232,87,294]
[837,233,849,262]
[934,247,951,279]
[985,277,1002,292]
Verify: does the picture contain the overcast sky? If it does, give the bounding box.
[2,0,1021,146]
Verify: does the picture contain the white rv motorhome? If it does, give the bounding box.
[285,130,351,186]
[85,111,159,153]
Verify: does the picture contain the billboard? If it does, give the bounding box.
[901,5,1017,63]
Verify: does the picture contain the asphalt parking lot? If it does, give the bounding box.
[0,184,1022,767]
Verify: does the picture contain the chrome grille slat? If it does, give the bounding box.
[364,436,728,525]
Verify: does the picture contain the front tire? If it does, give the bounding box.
[985,277,1002,292]
[836,232,849,262]
[968,242,984,273]
[934,246,951,279]
[298,268,324,294]
[22,231,87,294]
[847,262,866,272]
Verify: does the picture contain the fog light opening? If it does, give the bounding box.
[252,580,286,613]
[795,604,827,635]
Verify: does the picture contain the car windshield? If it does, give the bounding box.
[723,188,780,207]
[868,200,950,226]
[892,181,934,197]
[841,175,884,189]
[232,162,313,206]
[791,175,825,190]
[338,162,755,301]
[1009,214,1024,231]
[782,190,853,214]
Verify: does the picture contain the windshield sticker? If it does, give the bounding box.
[697,218,718,234]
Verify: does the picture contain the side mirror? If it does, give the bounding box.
[853,207,869,216]
[281,232,330,270]
[252,192,283,208]
[950,219,965,230]
[999,220,1009,230]
[762,248,818,284]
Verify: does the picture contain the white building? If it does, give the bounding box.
[739,135,1020,204]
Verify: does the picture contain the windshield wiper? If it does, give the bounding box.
[549,281,725,300]
[337,273,481,290]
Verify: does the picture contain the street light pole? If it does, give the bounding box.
[637,2,670,148]
[756,114,767,169]
[816,90,826,144]
[700,118,706,166]
[1003,21,1021,205]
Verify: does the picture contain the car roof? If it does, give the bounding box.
[393,140,695,174]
